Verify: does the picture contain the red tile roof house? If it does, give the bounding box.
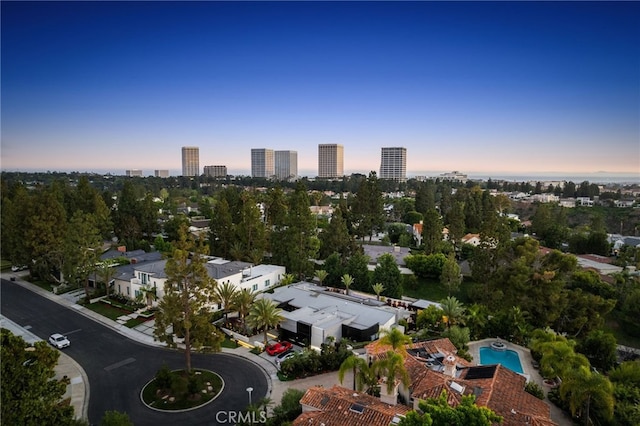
[293,385,411,426]
[371,338,556,426]
[293,337,557,426]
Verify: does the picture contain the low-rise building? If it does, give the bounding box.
[260,283,397,349]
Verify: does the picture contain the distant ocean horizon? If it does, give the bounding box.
[2,167,639,184]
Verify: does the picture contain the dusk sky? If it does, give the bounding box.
[2,1,639,178]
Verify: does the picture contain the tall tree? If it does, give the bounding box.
[154,225,223,372]
[351,172,385,242]
[422,208,443,255]
[346,252,370,292]
[440,296,465,329]
[247,298,284,347]
[378,327,412,354]
[25,189,68,282]
[319,206,356,259]
[214,281,238,322]
[338,354,376,392]
[209,198,234,258]
[233,288,256,333]
[1,329,75,426]
[440,253,461,296]
[64,211,102,298]
[445,201,465,250]
[373,351,410,395]
[236,191,267,262]
[372,253,403,299]
[272,182,317,280]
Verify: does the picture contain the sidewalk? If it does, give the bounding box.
[0,314,89,421]
[2,272,326,420]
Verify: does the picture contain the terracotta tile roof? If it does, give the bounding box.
[411,364,556,426]
[294,385,410,426]
[365,337,465,360]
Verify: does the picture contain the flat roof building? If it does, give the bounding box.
[318,143,344,178]
[275,150,298,180]
[380,147,407,181]
[154,169,169,178]
[181,146,199,177]
[251,148,275,178]
[204,165,227,178]
[125,169,143,177]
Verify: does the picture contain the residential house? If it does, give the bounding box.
[365,338,557,426]
[113,256,285,307]
[259,283,397,349]
[293,385,411,426]
[461,233,481,247]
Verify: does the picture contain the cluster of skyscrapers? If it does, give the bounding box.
[179,144,407,180]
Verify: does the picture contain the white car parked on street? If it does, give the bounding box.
[49,333,70,349]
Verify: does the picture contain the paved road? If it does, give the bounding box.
[1,279,268,425]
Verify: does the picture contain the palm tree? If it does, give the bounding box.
[560,366,614,425]
[371,282,385,301]
[374,351,411,395]
[233,288,255,333]
[247,298,284,347]
[465,303,487,340]
[440,296,465,329]
[279,273,296,286]
[214,281,238,323]
[98,262,116,297]
[539,340,589,380]
[338,354,376,393]
[341,274,354,296]
[316,269,328,286]
[378,327,412,356]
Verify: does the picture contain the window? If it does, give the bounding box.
[126,287,130,295]
[135,290,140,298]
[252,284,258,291]
[265,279,270,288]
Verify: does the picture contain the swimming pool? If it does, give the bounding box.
[479,346,524,374]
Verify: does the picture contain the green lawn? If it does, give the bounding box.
[0,259,12,271]
[84,300,135,321]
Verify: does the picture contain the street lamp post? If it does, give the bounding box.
[246,387,253,406]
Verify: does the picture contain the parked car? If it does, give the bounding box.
[275,350,298,369]
[48,333,70,349]
[266,341,292,356]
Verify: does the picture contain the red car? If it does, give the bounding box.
[266,341,293,356]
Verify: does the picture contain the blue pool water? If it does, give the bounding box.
[479,347,524,374]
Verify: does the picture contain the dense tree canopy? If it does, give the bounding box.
[1,329,75,426]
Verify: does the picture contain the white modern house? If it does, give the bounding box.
[260,283,397,350]
[112,256,285,308]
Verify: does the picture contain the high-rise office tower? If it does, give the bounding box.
[181,146,199,177]
[318,144,344,178]
[204,165,227,178]
[275,150,298,180]
[379,147,407,181]
[251,148,275,178]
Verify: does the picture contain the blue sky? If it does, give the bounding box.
[2,1,639,178]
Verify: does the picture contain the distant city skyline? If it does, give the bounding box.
[1,2,638,177]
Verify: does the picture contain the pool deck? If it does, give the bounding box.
[468,339,573,426]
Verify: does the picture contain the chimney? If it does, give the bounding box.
[379,377,399,406]
[443,355,457,377]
